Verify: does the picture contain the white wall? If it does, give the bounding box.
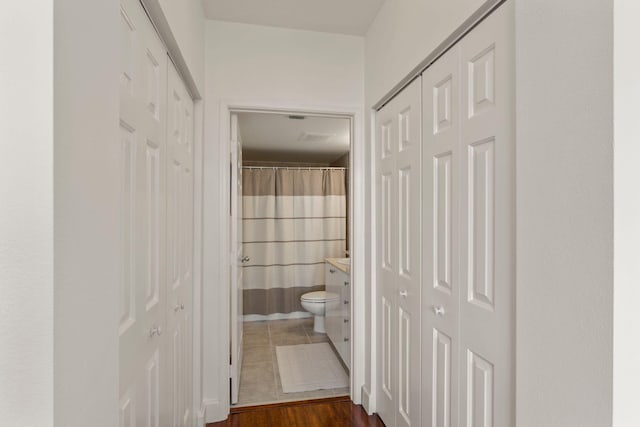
[53,0,120,425]
[613,2,640,426]
[203,21,364,422]
[515,1,613,425]
[0,2,53,425]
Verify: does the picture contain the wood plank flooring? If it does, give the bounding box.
[208,396,386,427]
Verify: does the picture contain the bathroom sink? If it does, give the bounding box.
[336,258,350,265]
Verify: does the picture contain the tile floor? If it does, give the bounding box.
[235,317,350,407]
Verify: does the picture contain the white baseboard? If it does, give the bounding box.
[203,398,227,424]
[361,385,372,415]
[243,312,312,322]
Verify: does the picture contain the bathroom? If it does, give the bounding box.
[232,111,352,406]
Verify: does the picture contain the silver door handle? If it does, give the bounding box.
[399,290,408,297]
[433,305,445,316]
[344,281,349,286]
[149,325,162,338]
[241,256,250,263]
[173,303,180,312]
[329,268,336,274]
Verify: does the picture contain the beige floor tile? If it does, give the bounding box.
[270,332,310,346]
[242,345,272,365]
[306,330,329,343]
[243,321,268,333]
[237,361,277,405]
[268,320,306,334]
[243,330,270,348]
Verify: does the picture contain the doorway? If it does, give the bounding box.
[229,110,354,406]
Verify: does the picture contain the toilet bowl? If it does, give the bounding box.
[300,291,339,333]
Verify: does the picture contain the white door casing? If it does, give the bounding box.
[119,0,167,424]
[421,2,515,426]
[166,59,195,427]
[229,113,244,405]
[376,78,422,427]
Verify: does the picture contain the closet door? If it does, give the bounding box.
[421,2,514,426]
[119,0,168,424]
[376,78,422,427]
[458,3,514,426]
[166,59,194,427]
[422,44,461,427]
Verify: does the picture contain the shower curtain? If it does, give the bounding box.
[242,168,346,318]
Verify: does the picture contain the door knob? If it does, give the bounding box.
[399,290,408,297]
[173,303,180,312]
[149,325,163,338]
[433,305,445,316]
[241,256,250,263]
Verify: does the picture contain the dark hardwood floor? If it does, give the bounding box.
[208,396,386,427]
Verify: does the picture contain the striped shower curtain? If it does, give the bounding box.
[242,168,346,318]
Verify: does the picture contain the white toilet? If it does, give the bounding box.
[300,291,339,333]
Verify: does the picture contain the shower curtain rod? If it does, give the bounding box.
[242,166,346,170]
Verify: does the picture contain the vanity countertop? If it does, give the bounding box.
[325,257,350,275]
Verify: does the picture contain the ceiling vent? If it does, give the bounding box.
[299,132,335,143]
[288,115,306,120]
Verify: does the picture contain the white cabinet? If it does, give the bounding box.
[325,260,350,369]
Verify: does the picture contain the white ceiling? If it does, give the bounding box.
[203,0,385,36]
[238,113,350,164]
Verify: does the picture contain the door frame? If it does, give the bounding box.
[215,99,365,411]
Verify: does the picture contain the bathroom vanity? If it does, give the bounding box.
[325,258,350,370]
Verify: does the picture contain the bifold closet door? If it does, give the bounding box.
[376,78,422,427]
[421,2,515,426]
[165,59,195,427]
[118,0,168,424]
[421,43,461,427]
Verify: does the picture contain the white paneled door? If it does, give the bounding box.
[166,60,194,427]
[119,0,167,424]
[119,0,195,425]
[421,2,514,426]
[376,78,422,427]
[422,44,461,427]
[229,114,244,404]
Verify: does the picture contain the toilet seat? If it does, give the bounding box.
[300,291,339,302]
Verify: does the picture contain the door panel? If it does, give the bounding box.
[119,0,167,425]
[459,3,514,427]
[376,77,421,427]
[421,3,514,427]
[422,45,460,427]
[229,113,244,404]
[166,59,194,426]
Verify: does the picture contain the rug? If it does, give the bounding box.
[275,342,348,393]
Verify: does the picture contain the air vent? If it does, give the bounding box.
[299,132,335,143]
[288,115,306,120]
